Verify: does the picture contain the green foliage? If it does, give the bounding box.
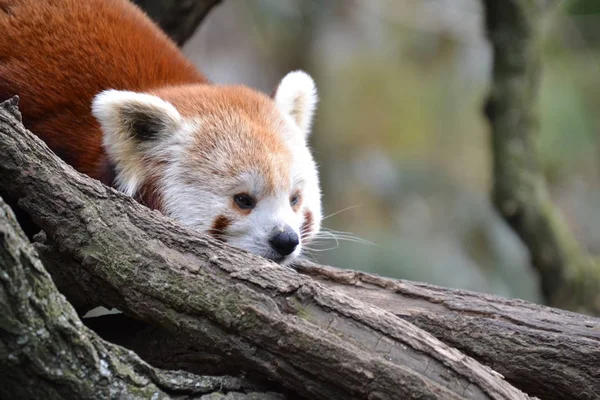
[538,62,597,181]
[565,0,600,15]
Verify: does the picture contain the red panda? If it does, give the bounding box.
[0,0,322,264]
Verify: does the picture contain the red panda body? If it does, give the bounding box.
[0,0,205,179]
[0,0,323,264]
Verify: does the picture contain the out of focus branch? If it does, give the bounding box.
[133,0,222,46]
[482,0,600,315]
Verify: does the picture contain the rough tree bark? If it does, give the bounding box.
[483,0,600,315]
[0,98,533,400]
[64,260,600,400]
[294,263,600,400]
[132,0,222,46]
[0,195,282,399]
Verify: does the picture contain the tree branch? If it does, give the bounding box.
[0,195,281,400]
[133,0,222,46]
[27,240,238,376]
[294,262,600,400]
[36,236,600,400]
[0,97,530,400]
[482,0,600,314]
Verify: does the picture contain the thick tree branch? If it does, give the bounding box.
[482,0,600,314]
[133,0,222,46]
[36,235,600,400]
[294,262,600,400]
[28,240,238,376]
[0,196,280,400]
[0,97,530,400]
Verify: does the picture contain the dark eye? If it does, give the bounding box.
[234,193,256,210]
[290,193,300,207]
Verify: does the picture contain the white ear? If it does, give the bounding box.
[91,90,183,195]
[274,71,318,137]
[92,89,182,143]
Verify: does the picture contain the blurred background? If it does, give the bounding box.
[181,0,600,304]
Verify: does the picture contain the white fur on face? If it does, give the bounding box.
[224,143,322,264]
[159,132,322,264]
[92,90,192,195]
[92,73,321,264]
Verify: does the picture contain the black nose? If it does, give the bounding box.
[269,226,299,256]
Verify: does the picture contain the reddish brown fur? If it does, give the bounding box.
[0,0,206,180]
[134,174,164,211]
[208,215,231,241]
[151,85,292,194]
[301,210,313,241]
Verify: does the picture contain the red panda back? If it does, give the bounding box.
[0,0,206,178]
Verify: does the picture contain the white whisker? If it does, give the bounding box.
[321,204,362,221]
[303,228,378,248]
[302,245,340,252]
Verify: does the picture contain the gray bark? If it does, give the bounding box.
[46,255,600,400]
[39,237,600,400]
[0,97,531,400]
[295,262,600,400]
[0,194,281,400]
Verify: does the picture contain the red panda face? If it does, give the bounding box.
[92,71,321,264]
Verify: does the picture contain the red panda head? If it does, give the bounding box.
[91,71,321,264]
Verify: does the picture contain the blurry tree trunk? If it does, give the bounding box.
[2,97,600,400]
[132,0,222,46]
[482,0,600,315]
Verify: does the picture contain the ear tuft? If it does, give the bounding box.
[92,90,182,142]
[274,71,318,137]
[91,90,183,195]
